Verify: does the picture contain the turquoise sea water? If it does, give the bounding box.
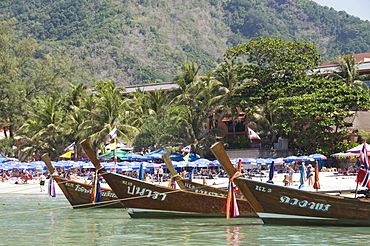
[1,194,370,245]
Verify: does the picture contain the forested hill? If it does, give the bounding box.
[2,0,370,86]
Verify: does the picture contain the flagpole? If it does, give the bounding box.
[355,182,359,198]
[113,138,117,173]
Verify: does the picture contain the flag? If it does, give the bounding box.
[48,176,56,197]
[108,127,117,142]
[181,145,191,153]
[360,142,369,169]
[248,127,261,140]
[356,142,370,188]
[59,151,73,158]
[64,142,75,152]
[183,153,190,164]
[109,141,117,150]
[356,169,370,189]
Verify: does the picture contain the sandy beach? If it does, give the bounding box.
[0,171,360,197]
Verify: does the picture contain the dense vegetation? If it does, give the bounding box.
[2,1,370,160]
[1,0,370,86]
[1,15,369,160]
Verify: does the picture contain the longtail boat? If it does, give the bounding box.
[80,139,258,218]
[162,153,231,197]
[211,142,370,226]
[41,154,122,208]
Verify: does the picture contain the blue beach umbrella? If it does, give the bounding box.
[296,156,314,162]
[283,156,299,162]
[309,153,327,160]
[242,158,256,164]
[121,153,147,161]
[255,158,266,165]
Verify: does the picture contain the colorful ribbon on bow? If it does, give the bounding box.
[168,174,180,189]
[222,171,242,219]
[48,175,56,197]
[91,165,104,204]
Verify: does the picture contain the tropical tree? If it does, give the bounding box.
[330,54,369,89]
[0,17,84,155]
[80,80,138,153]
[217,37,370,154]
[18,95,67,160]
[170,76,228,151]
[274,77,370,155]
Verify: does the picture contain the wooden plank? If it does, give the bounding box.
[162,153,187,190]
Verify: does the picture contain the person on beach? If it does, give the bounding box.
[288,167,294,186]
[158,167,164,184]
[283,174,289,186]
[307,165,314,186]
[39,173,46,192]
[2,172,9,182]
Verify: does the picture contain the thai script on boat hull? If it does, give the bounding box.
[279,196,331,212]
[65,182,117,198]
[184,183,226,197]
[124,181,167,201]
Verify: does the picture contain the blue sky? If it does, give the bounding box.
[313,0,370,21]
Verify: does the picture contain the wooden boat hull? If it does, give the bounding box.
[101,172,257,218]
[236,178,370,226]
[181,179,228,197]
[53,176,123,208]
[127,208,248,218]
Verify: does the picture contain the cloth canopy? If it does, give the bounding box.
[97,150,129,159]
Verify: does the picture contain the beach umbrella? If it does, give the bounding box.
[313,161,321,191]
[283,156,299,162]
[255,158,266,165]
[299,163,305,189]
[331,152,358,158]
[187,153,200,162]
[97,149,129,159]
[192,158,210,167]
[267,161,274,184]
[296,156,315,162]
[209,159,221,167]
[142,148,166,159]
[309,153,327,160]
[121,153,146,161]
[242,158,256,164]
[265,158,284,165]
[346,143,370,154]
[97,157,112,162]
[168,152,185,161]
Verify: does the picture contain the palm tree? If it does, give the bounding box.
[81,80,138,152]
[18,95,68,160]
[173,61,201,93]
[170,76,227,150]
[330,54,369,89]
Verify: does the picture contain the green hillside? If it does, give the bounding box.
[2,0,370,86]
